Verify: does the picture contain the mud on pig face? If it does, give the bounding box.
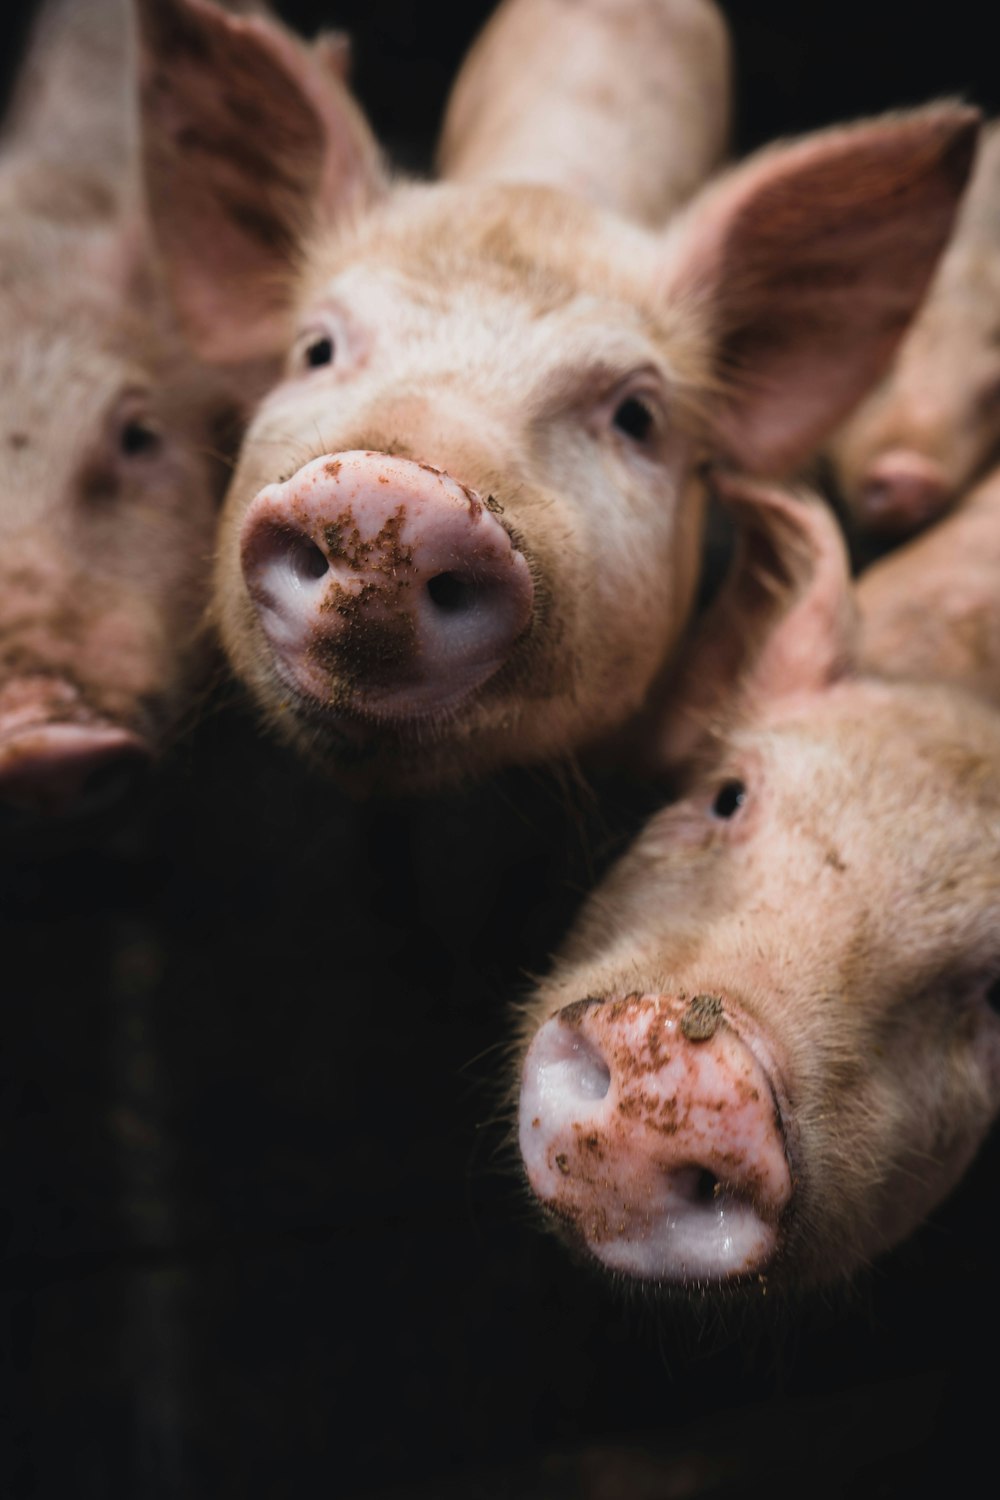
[136,0,979,789]
[519,481,1000,1290]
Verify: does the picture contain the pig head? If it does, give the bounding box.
[135,0,978,791]
[830,120,1000,538]
[519,477,1000,1290]
[0,0,236,823]
[0,0,353,825]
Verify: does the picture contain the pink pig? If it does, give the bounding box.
[0,0,366,825]
[830,121,1000,538]
[133,0,976,789]
[0,0,255,823]
[519,471,1000,1289]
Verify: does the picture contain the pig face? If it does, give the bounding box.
[0,202,232,822]
[831,123,1000,537]
[217,185,709,787]
[136,0,978,790]
[519,481,1000,1290]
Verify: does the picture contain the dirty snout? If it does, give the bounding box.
[854,448,953,535]
[0,676,150,823]
[519,993,792,1283]
[240,451,534,722]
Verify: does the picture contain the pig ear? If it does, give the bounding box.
[133,0,385,367]
[312,30,353,84]
[659,105,980,474]
[658,474,857,766]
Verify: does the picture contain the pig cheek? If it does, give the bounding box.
[538,449,701,733]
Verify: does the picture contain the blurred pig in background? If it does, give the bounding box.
[519,475,1000,1291]
[830,121,1000,540]
[135,0,976,792]
[0,0,361,831]
[0,0,241,827]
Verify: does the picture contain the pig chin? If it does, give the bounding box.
[0,671,157,823]
[519,991,794,1287]
[251,633,542,788]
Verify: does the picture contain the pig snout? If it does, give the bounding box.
[854,449,953,535]
[240,451,534,720]
[0,679,150,821]
[519,993,792,1283]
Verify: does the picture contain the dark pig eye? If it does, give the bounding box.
[305,335,335,368]
[711,780,747,819]
[119,418,161,457]
[985,975,1000,1015]
[612,396,655,443]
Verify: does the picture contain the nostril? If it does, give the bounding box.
[426,571,473,612]
[533,1020,612,1107]
[244,519,330,589]
[571,1040,612,1101]
[283,530,329,583]
[692,1168,720,1206]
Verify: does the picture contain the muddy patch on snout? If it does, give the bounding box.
[311,582,418,694]
[531,991,789,1260]
[305,505,421,695]
[318,503,414,578]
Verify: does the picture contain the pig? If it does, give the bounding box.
[0,0,239,823]
[518,472,1000,1291]
[857,460,1000,700]
[829,120,1000,539]
[436,0,732,227]
[0,0,359,826]
[134,0,978,792]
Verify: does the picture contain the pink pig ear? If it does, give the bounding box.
[659,105,980,474]
[658,474,857,766]
[133,0,385,367]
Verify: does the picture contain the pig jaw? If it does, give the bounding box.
[519,992,792,1284]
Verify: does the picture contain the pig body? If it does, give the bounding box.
[135,0,977,790]
[830,121,1000,537]
[0,0,239,822]
[518,477,1000,1290]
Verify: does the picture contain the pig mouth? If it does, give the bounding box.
[519,990,795,1288]
[263,601,542,756]
[0,673,155,824]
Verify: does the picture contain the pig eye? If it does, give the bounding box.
[985,976,1000,1015]
[302,334,335,369]
[711,780,747,819]
[119,417,162,458]
[612,396,656,444]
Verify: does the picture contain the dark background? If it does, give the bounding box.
[4,3,1000,1498]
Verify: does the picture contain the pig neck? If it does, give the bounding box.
[856,467,1000,709]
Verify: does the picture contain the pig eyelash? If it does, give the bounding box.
[710,780,747,819]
